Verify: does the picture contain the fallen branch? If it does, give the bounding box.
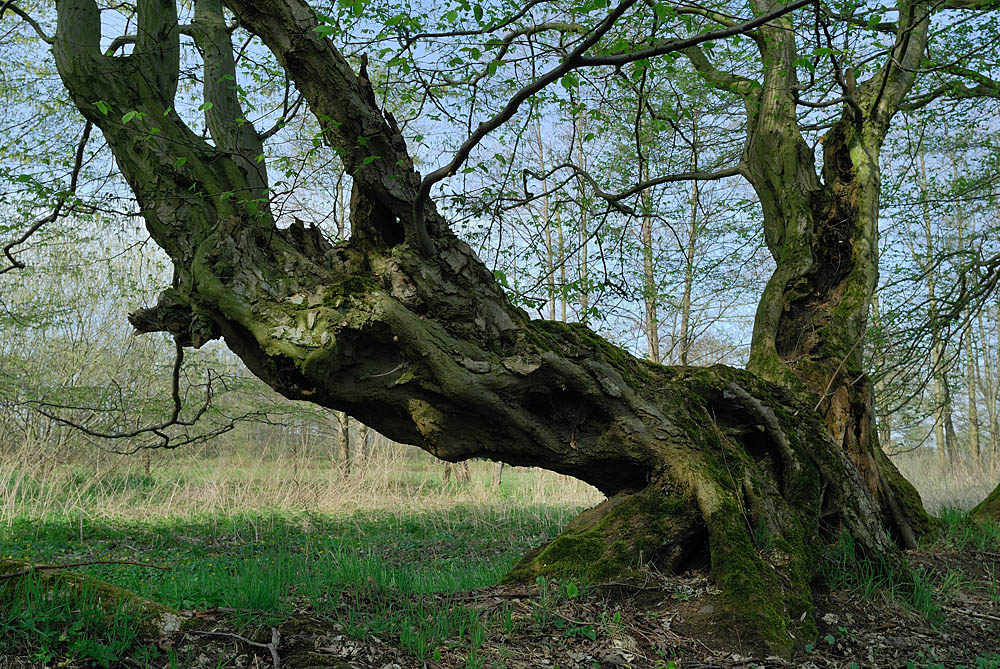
[0,559,170,580]
[187,628,281,669]
[942,605,1000,623]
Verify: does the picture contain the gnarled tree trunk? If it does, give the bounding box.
[49,0,939,656]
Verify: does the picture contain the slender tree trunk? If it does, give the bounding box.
[640,205,660,362]
[336,412,351,477]
[918,152,958,467]
[952,157,980,465]
[638,141,660,362]
[557,208,567,323]
[444,461,470,483]
[977,310,999,460]
[357,422,369,468]
[872,292,893,451]
[576,114,589,323]
[679,114,700,367]
[490,461,504,489]
[535,119,557,322]
[966,324,981,465]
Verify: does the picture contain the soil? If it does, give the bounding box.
[1,548,997,668]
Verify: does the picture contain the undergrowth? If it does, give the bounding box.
[0,505,575,665]
[822,507,1000,629]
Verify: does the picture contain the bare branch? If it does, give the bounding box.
[416,0,810,212]
[0,1,54,43]
[576,0,816,67]
[1,121,93,275]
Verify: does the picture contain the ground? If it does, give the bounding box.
[0,454,998,668]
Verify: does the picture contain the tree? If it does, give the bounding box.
[8,0,1000,653]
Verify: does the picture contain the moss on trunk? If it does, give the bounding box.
[504,366,901,657]
[0,559,184,637]
[972,484,1000,522]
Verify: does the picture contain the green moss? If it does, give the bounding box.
[526,320,661,386]
[504,487,697,583]
[322,275,379,304]
[0,559,181,637]
[706,500,814,658]
[972,483,1000,522]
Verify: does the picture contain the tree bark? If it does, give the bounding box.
[710,0,935,547]
[336,412,351,477]
[49,0,937,655]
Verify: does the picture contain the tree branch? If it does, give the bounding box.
[576,0,815,67]
[0,1,54,43]
[682,45,758,96]
[416,0,810,212]
[1,121,93,275]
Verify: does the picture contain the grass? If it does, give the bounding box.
[1,573,145,667]
[891,449,1000,514]
[821,506,1000,635]
[0,438,602,523]
[1,438,998,666]
[0,440,603,665]
[0,503,582,665]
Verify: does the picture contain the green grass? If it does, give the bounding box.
[821,530,945,625]
[0,574,145,667]
[822,508,1000,630]
[934,506,1000,550]
[0,505,576,665]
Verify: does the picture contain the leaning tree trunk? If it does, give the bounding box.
[50,0,932,656]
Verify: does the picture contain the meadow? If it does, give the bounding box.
[1,434,999,668]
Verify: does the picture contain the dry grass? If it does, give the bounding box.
[0,433,604,524]
[2,428,996,525]
[890,448,999,513]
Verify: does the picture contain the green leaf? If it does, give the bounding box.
[121,111,138,124]
[824,634,836,645]
[473,4,483,20]
[565,581,579,598]
[486,60,499,76]
[560,73,580,90]
[174,157,187,168]
[314,24,336,37]
[198,101,214,112]
[94,100,110,116]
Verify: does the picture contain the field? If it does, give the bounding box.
[1,439,999,668]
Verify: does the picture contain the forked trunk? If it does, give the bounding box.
[50,0,934,656]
